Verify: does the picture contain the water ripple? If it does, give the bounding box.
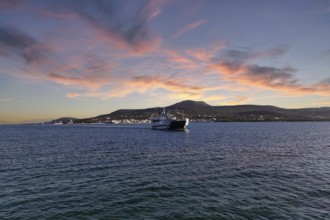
[0,122,330,219]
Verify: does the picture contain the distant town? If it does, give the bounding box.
[42,100,330,125]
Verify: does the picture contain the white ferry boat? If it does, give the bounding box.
[151,108,189,130]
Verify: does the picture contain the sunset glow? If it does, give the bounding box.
[1,0,330,123]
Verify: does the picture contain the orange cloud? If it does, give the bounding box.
[133,75,205,92]
[211,61,330,96]
[164,50,195,64]
[167,92,205,101]
[65,92,80,98]
[66,74,208,100]
[186,42,227,62]
[48,73,105,91]
[163,42,226,69]
[3,20,328,105]
[222,96,252,105]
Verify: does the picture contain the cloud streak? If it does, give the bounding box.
[174,19,205,38]
[45,0,163,54]
[1,1,328,106]
[210,48,330,96]
[65,74,208,100]
[162,44,330,97]
[0,3,232,102]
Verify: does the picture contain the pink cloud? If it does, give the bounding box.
[2,19,328,103]
[40,0,164,55]
[164,50,195,64]
[48,73,104,91]
[94,28,161,55]
[211,61,330,96]
[174,19,205,38]
[32,1,164,57]
[187,42,227,62]
[65,73,209,100]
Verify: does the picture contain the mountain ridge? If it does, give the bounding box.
[72,100,330,123]
[168,100,210,108]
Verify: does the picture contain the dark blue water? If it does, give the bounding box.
[1,122,329,219]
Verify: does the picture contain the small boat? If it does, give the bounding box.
[151,108,189,130]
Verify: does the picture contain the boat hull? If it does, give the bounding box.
[169,120,187,130]
[152,118,189,130]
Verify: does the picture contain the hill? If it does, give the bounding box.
[168,100,210,108]
[73,100,330,123]
[50,117,77,124]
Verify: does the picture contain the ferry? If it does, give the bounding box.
[151,108,189,130]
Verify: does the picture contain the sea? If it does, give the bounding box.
[0,122,329,219]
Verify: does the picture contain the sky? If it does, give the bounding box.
[0,0,330,123]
